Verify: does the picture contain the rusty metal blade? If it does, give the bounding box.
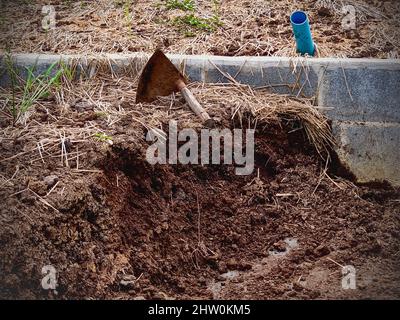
[135,49,187,103]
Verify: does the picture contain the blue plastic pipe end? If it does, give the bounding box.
[290,11,315,56]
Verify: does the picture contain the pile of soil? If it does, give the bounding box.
[0,77,399,298]
[1,0,399,58]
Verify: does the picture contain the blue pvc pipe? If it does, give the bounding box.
[290,11,315,56]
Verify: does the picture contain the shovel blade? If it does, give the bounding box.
[135,49,187,103]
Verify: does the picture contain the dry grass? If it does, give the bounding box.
[1,0,399,58]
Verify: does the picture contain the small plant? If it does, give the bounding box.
[94,132,113,145]
[211,0,223,28]
[170,0,223,34]
[4,53,64,125]
[173,13,222,32]
[115,0,132,24]
[59,60,75,82]
[184,30,195,37]
[94,111,108,118]
[165,0,195,11]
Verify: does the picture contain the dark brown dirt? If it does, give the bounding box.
[1,116,399,299]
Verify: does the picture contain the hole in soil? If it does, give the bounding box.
[89,121,400,299]
[97,123,322,297]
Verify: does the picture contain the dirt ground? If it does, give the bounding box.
[1,0,400,58]
[0,73,399,299]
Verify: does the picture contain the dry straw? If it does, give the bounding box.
[1,0,398,58]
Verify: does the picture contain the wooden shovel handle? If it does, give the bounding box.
[177,80,215,128]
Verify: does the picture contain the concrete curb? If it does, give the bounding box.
[1,53,400,185]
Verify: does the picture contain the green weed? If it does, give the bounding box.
[165,0,195,11]
[123,0,132,22]
[173,13,222,32]
[94,132,113,144]
[4,54,67,125]
[171,0,223,34]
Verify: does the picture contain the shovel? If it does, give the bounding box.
[135,49,215,128]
